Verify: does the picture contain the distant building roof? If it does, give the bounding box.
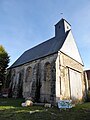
[85,70,90,81]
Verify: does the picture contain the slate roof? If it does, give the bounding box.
[10,30,70,68]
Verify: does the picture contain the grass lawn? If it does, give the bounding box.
[0,98,90,120]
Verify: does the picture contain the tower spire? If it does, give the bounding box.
[55,18,71,38]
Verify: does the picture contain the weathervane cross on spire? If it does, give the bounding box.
[60,13,63,18]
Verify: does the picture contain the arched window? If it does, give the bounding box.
[12,69,16,78]
[25,67,32,82]
[11,69,16,89]
[44,62,51,102]
[45,62,51,81]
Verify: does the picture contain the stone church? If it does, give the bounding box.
[9,18,86,104]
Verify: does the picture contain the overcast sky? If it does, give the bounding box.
[0,0,90,69]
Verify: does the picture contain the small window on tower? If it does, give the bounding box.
[67,26,69,29]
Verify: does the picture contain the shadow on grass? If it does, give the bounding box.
[0,98,90,120]
[0,98,24,107]
[0,106,58,120]
[0,107,90,120]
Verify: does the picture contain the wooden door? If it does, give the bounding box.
[69,68,82,100]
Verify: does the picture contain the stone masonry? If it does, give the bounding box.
[9,52,85,104]
[9,53,57,104]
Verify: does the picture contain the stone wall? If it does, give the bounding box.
[10,53,57,104]
[56,52,85,103]
[9,51,85,104]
